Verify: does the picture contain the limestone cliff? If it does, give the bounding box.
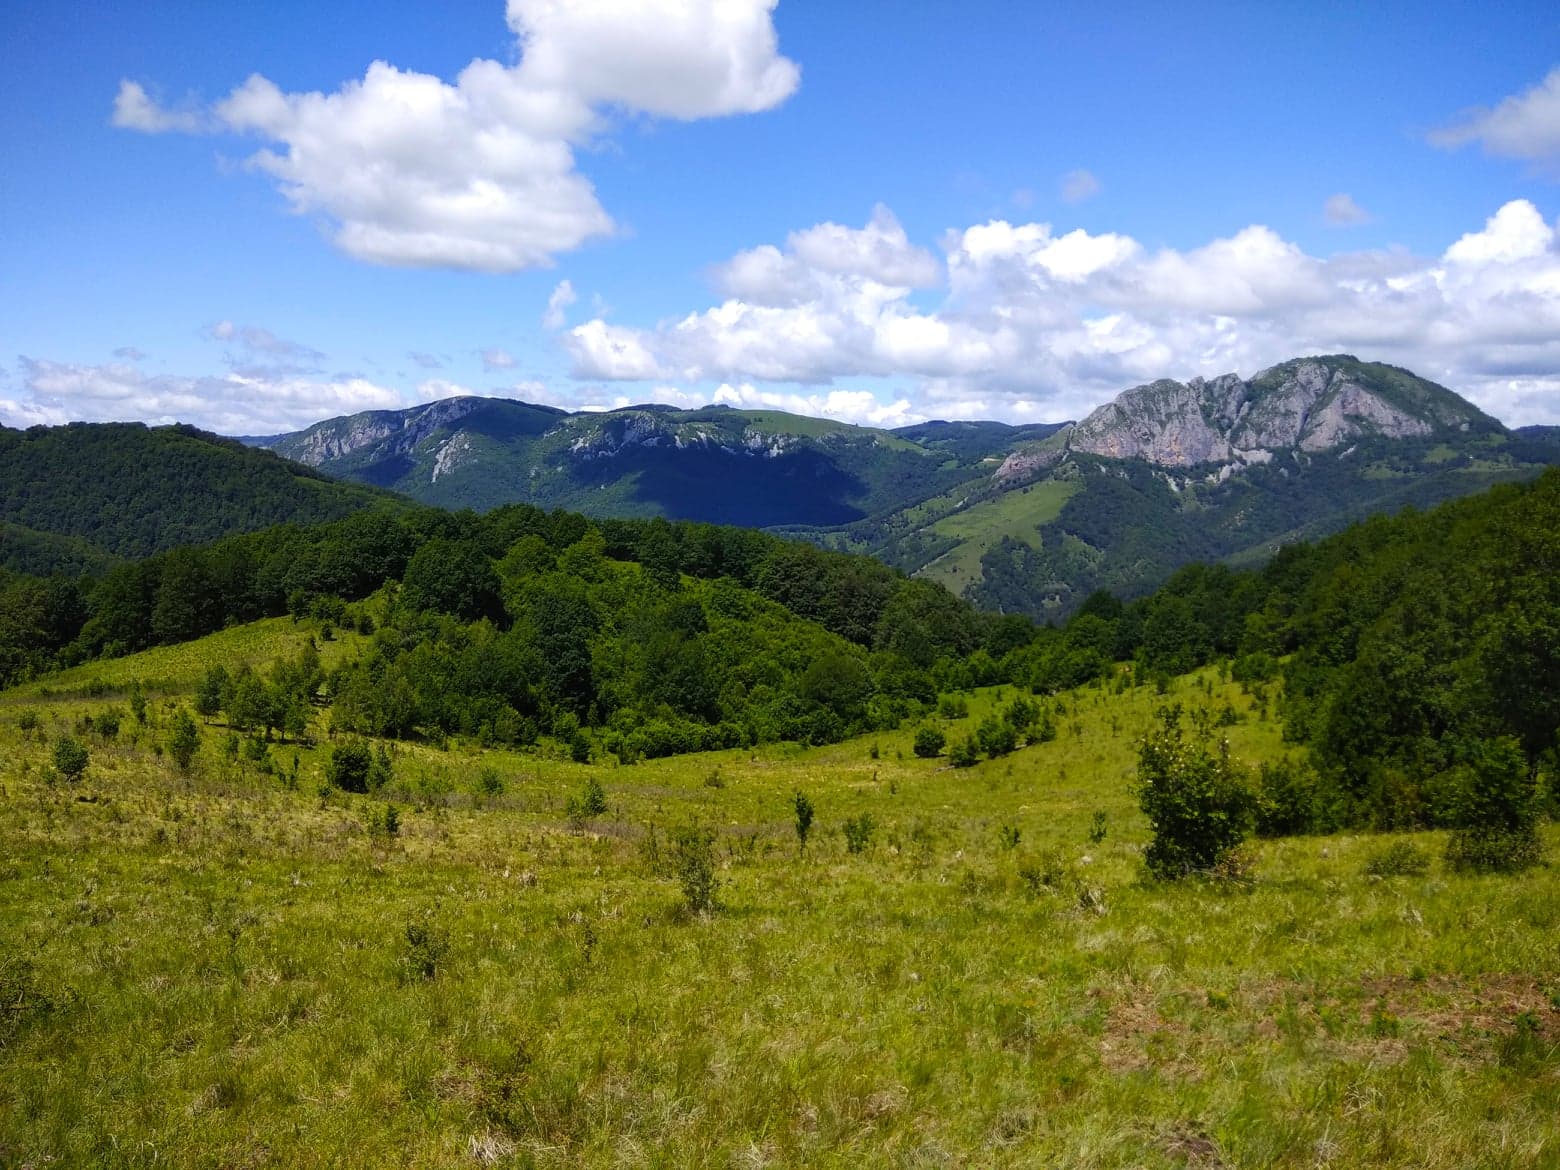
[1065,356,1495,468]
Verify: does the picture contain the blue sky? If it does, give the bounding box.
[3,1,1560,433]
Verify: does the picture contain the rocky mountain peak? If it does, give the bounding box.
[1065,356,1494,468]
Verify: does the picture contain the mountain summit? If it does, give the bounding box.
[1064,356,1499,469]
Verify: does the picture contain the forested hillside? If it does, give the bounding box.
[963,434,1544,617]
[0,504,1032,759]
[0,421,397,570]
[1016,467,1560,831]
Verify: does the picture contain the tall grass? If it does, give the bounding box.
[1,633,1556,1167]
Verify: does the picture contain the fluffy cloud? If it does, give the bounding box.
[1324,193,1372,225]
[562,199,1560,425]
[1431,67,1560,166]
[3,358,408,435]
[480,347,518,371]
[115,0,798,271]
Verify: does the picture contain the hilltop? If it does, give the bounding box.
[0,421,401,573]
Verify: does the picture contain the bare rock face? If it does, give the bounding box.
[993,444,1066,484]
[285,397,484,467]
[1066,357,1476,468]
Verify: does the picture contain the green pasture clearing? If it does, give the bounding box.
[1,633,1556,1167]
[0,617,367,702]
[918,480,1080,594]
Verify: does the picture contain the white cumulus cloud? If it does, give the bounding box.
[114,0,799,271]
[1431,67,1560,166]
[111,81,207,133]
[559,199,1560,425]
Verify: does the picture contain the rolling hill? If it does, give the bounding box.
[0,421,402,573]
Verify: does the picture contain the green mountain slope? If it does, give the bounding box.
[258,397,1037,525]
[247,356,1554,621]
[829,358,1551,618]
[0,422,401,571]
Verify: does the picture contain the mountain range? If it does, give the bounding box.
[249,355,1551,616]
[4,356,1551,619]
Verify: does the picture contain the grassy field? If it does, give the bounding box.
[1,627,1557,1167]
[918,481,1080,594]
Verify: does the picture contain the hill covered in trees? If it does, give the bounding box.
[1019,466,1560,832]
[0,421,399,572]
[7,444,1560,797]
[256,396,1046,523]
[0,502,1032,759]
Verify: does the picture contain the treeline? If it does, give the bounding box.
[0,503,1041,755]
[1025,468,1560,830]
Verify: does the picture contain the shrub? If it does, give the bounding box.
[1017,848,1078,896]
[369,746,393,791]
[566,776,608,822]
[17,709,39,737]
[948,737,980,768]
[1231,652,1277,684]
[476,766,505,798]
[1135,705,1255,879]
[998,823,1021,850]
[1445,738,1544,873]
[1087,810,1108,845]
[913,724,946,759]
[327,741,373,793]
[937,694,968,719]
[1363,839,1430,877]
[975,715,1018,758]
[95,708,122,740]
[401,920,449,981]
[671,825,719,914]
[792,790,815,851]
[1002,696,1039,735]
[167,709,200,773]
[52,736,88,783]
[1254,757,1327,837]
[843,813,875,855]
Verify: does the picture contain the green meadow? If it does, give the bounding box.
[1,624,1556,1168]
[918,481,1079,594]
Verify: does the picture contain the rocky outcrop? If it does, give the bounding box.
[280,396,485,467]
[567,411,806,461]
[1066,357,1479,468]
[993,443,1067,484]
